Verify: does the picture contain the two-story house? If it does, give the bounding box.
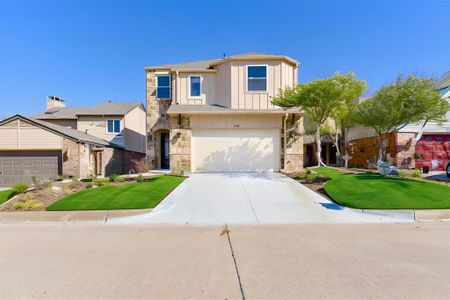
[0,97,146,186]
[145,52,304,173]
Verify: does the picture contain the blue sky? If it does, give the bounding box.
[0,0,449,117]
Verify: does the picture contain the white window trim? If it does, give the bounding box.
[188,75,203,99]
[156,74,171,100]
[246,64,268,93]
[105,119,121,135]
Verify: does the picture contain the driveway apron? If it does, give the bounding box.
[109,173,413,224]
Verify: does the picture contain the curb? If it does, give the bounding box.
[0,209,152,224]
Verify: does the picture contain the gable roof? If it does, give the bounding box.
[145,52,299,71]
[32,101,144,120]
[0,115,123,148]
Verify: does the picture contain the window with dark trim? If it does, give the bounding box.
[156,75,171,99]
[247,65,267,91]
[107,119,121,134]
[189,75,201,97]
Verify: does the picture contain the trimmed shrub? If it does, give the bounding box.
[80,177,95,182]
[294,171,306,180]
[411,170,422,178]
[136,174,144,182]
[109,173,125,182]
[12,182,29,194]
[305,173,317,184]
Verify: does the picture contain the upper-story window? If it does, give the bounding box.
[106,119,121,134]
[247,65,267,91]
[156,75,171,99]
[189,75,202,98]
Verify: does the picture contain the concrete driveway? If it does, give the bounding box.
[111,173,413,224]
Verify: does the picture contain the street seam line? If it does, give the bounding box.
[225,224,246,300]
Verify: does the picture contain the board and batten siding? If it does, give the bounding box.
[230,61,297,110]
[190,115,282,130]
[176,73,216,105]
[0,119,62,150]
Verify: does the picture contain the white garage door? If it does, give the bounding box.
[191,129,280,172]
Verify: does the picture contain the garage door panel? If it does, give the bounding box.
[0,151,61,187]
[191,129,280,172]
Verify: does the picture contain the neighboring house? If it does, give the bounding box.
[0,98,146,186]
[347,72,450,170]
[145,52,304,173]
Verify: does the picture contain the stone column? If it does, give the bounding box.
[284,114,304,173]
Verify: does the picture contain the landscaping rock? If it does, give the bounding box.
[51,186,63,194]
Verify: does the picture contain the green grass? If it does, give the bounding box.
[46,176,184,211]
[314,167,450,209]
[0,189,17,205]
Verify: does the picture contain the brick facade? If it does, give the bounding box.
[348,132,419,169]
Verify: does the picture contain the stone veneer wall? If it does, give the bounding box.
[62,138,80,177]
[284,114,304,173]
[146,70,172,169]
[169,115,191,173]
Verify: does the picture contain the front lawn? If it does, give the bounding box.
[47,176,184,211]
[315,167,450,209]
[0,189,16,205]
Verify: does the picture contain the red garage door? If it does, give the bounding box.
[415,134,450,171]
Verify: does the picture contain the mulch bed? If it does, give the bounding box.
[0,179,141,212]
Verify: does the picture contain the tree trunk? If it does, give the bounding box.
[344,128,349,168]
[315,127,326,166]
[377,134,383,161]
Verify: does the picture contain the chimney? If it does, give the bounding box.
[46,96,65,110]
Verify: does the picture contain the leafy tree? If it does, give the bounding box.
[352,75,449,160]
[273,72,366,166]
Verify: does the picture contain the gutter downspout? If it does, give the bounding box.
[174,70,179,104]
[284,113,288,171]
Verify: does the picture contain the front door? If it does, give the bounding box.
[160,132,170,169]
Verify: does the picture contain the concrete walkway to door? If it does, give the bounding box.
[110,173,414,224]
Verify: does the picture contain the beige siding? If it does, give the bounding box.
[123,106,147,153]
[44,119,77,129]
[190,114,282,129]
[229,61,297,110]
[0,119,62,150]
[215,63,232,107]
[177,73,216,105]
[77,115,125,146]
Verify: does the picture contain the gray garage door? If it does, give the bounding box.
[0,151,61,187]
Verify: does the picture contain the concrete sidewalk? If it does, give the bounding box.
[1,222,450,299]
